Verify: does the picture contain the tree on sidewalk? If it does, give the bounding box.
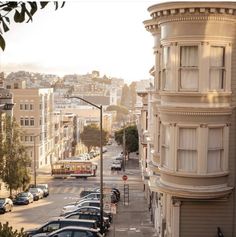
[0,116,31,197]
[80,124,108,153]
[115,124,139,158]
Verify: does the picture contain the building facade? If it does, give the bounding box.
[140,2,236,236]
[11,88,54,168]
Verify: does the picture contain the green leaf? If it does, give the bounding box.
[13,9,21,23]
[40,2,49,9]
[0,34,6,51]
[22,3,33,22]
[28,2,38,16]
[2,20,9,32]
[4,16,10,23]
[2,7,13,11]
[54,2,58,10]
[61,2,66,8]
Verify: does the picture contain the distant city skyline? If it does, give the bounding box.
[0,0,166,84]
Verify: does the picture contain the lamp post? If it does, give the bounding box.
[68,96,104,234]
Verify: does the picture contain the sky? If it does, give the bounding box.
[0,0,222,84]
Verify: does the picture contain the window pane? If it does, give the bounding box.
[163,47,171,90]
[178,128,197,172]
[179,128,196,149]
[210,69,224,90]
[208,128,223,149]
[178,150,197,172]
[207,150,221,172]
[210,46,224,67]
[180,46,198,90]
[163,47,170,68]
[180,69,198,90]
[180,46,198,67]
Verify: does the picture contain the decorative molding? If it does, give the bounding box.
[200,123,208,128]
[159,107,232,116]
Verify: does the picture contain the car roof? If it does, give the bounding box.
[47,218,96,223]
[48,226,99,236]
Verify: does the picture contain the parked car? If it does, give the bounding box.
[110,160,122,171]
[64,211,110,232]
[64,206,113,223]
[13,192,34,205]
[36,184,49,197]
[24,218,99,237]
[31,226,103,237]
[81,187,120,203]
[80,193,100,201]
[60,200,100,216]
[0,198,13,214]
[28,187,44,201]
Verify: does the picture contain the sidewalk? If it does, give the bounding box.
[107,154,157,237]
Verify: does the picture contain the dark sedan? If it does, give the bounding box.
[13,192,34,205]
[0,198,13,214]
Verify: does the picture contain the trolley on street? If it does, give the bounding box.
[51,159,97,178]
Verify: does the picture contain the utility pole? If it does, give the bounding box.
[123,125,126,171]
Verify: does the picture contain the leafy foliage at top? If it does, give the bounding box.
[0,1,65,51]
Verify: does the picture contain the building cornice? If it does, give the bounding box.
[144,3,236,33]
[149,175,233,199]
[159,106,233,116]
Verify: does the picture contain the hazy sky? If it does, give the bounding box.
[0,0,167,83]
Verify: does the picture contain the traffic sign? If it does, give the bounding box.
[122,175,128,181]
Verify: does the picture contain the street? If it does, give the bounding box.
[0,142,142,233]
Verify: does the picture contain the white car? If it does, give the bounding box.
[60,199,100,216]
[111,160,122,171]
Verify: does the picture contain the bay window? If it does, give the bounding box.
[161,124,170,167]
[207,127,223,173]
[179,46,199,91]
[177,127,197,172]
[209,46,225,91]
[162,46,171,90]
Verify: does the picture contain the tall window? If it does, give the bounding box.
[179,46,198,91]
[207,127,223,172]
[177,127,197,172]
[30,118,34,126]
[209,46,225,91]
[161,125,170,167]
[162,46,171,90]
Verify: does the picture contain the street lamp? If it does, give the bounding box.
[68,95,104,234]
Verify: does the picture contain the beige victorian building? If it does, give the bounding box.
[139,2,236,237]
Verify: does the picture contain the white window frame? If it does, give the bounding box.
[162,45,171,91]
[177,125,198,173]
[161,124,171,168]
[178,45,199,92]
[209,45,225,91]
[207,126,224,173]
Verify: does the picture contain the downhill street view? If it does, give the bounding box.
[1,1,236,237]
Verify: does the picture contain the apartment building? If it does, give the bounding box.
[140,2,236,237]
[11,88,54,168]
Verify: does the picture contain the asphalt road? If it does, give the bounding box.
[0,143,135,232]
